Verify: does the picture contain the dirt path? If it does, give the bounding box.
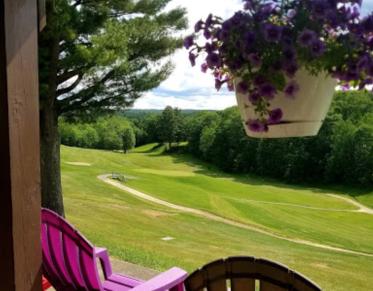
[98,174,373,258]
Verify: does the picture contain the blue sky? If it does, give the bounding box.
[133,0,373,110]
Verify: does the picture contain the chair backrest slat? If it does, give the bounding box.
[80,250,102,290]
[62,232,87,288]
[41,209,102,291]
[47,224,75,287]
[205,259,227,291]
[230,256,255,291]
[231,278,255,291]
[41,223,65,290]
[185,256,322,291]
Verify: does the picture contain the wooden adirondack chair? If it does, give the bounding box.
[184,257,322,291]
[41,208,187,291]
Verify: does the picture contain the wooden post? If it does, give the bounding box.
[38,0,46,31]
[0,0,42,290]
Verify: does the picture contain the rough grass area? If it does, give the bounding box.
[61,144,373,291]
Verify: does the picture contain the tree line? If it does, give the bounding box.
[61,91,373,187]
[182,91,372,187]
[60,116,136,153]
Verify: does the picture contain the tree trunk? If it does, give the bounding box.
[40,105,65,216]
[39,2,64,216]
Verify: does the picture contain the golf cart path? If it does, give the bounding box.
[98,174,373,258]
[326,194,373,214]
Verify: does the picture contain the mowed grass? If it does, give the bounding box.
[61,144,373,290]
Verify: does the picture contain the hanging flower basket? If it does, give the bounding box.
[236,70,337,138]
[185,0,373,138]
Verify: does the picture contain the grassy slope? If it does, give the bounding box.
[61,145,373,290]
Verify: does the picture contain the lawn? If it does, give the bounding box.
[61,144,373,290]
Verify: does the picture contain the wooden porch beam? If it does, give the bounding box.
[0,0,42,290]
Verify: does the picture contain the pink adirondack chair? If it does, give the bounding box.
[41,208,187,291]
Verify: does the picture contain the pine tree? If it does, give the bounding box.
[39,0,187,215]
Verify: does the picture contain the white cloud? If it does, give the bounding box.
[135,92,236,110]
[133,0,373,110]
[134,0,242,110]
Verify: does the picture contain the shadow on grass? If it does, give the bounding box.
[169,152,373,199]
[130,143,373,200]
[132,144,164,154]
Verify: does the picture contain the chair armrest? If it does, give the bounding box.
[131,267,187,291]
[95,247,113,279]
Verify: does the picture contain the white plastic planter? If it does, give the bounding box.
[235,70,337,138]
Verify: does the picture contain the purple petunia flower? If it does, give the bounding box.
[310,0,329,19]
[248,92,261,104]
[205,42,217,54]
[311,40,326,56]
[283,47,296,61]
[268,108,283,124]
[341,84,350,92]
[243,0,254,10]
[359,78,373,89]
[344,69,360,82]
[259,83,277,99]
[237,81,250,94]
[189,53,196,67]
[283,62,299,78]
[206,14,214,28]
[347,6,360,20]
[253,75,266,86]
[201,63,208,73]
[298,29,317,47]
[367,36,373,49]
[227,81,235,92]
[284,81,300,98]
[362,14,373,33]
[260,3,277,16]
[246,119,268,132]
[215,78,223,91]
[194,20,204,33]
[244,31,256,48]
[184,35,194,49]
[204,29,212,40]
[263,23,283,43]
[206,53,221,68]
[357,55,370,70]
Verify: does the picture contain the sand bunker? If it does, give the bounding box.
[66,162,92,166]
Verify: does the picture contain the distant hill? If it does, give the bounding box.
[121,109,215,118]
